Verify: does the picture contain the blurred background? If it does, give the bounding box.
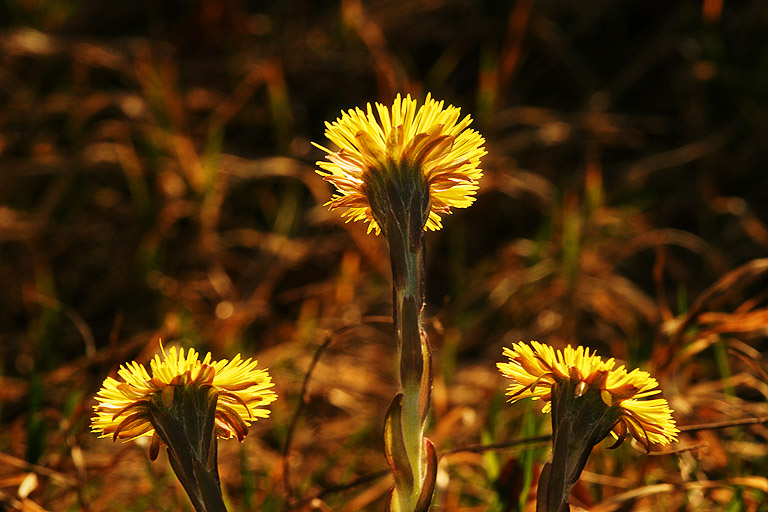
[2,0,768,510]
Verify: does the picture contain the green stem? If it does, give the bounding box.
[537,381,622,512]
[149,386,228,512]
[381,181,435,511]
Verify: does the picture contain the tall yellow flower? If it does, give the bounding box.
[315,94,485,512]
[314,93,486,235]
[497,341,678,448]
[92,343,277,458]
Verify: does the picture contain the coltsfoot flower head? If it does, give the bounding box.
[497,341,678,449]
[92,342,277,458]
[314,93,486,235]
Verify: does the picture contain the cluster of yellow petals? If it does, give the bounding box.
[314,93,486,234]
[498,341,678,446]
[92,343,277,443]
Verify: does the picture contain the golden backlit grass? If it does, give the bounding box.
[2,2,768,511]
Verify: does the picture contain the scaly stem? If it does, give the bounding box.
[536,381,622,512]
[381,180,435,512]
[148,386,228,512]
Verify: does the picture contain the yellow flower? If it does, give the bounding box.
[497,341,678,448]
[314,93,486,235]
[92,343,277,453]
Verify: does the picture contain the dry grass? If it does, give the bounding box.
[1,1,768,510]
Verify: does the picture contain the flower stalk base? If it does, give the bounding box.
[148,385,228,512]
[536,380,622,512]
[380,184,436,512]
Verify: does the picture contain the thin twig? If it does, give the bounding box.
[315,469,392,501]
[646,442,707,456]
[281,331,334,504]
[283,413,768,508]
[440,435,551,456]
[282,316,393,507]
[287,434,550,510]
[679,415,768,433]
